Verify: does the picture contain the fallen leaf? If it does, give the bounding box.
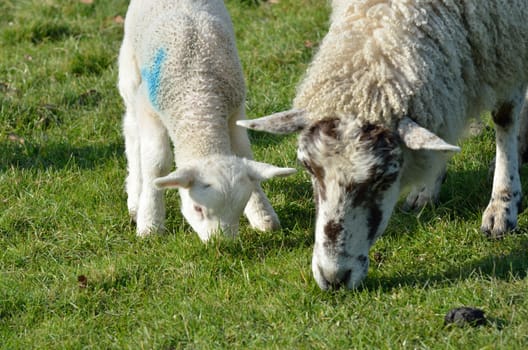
[77,275,88,289]
[80,0,94,4]
[113,15,124,24]
[304,40,314,48]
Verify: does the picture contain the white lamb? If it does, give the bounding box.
[118,0,296,241]
[238,0,528,289]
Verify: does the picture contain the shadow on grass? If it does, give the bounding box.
[246,129,297,148]
[0,140,124,171]
[363,235,528,293]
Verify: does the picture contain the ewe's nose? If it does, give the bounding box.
[315,265,353,290]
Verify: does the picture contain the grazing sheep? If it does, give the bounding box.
[238,0,528,289]
[118,0,296,241]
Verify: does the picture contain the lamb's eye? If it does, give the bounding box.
[202,183,211,189]
[194,205,203,214]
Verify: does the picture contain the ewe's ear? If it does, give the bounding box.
[397,117,460,152]
[244,159,297,181]
[154,169,194,189]
[236,109,308,134]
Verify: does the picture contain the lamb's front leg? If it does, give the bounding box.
[403,165,446,211]
[229,109,281,231]
[123,110,142,222]
[481,99,523,238]
[135,92,172,236]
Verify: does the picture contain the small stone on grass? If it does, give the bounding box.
[444,307,487,327]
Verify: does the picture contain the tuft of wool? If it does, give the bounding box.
[123,0,245,164]
[294,0,528,142]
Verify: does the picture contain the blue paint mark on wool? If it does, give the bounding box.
[140,48,167,109]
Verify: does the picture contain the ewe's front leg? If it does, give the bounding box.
[135,92,172,236]
[481,100,523,238]
[229,110,281,231]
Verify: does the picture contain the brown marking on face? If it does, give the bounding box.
[351,123,402,204]
[324,219,343,244]
[303,118,340,147]
[303,159,326,201]
[492,101,514,129]
[300,119,338,202]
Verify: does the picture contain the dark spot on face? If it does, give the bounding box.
[367,205,382,241]
[492,101,514,129]
[310,118,340,140]
[324,220,343,244]
[303,159,326,200]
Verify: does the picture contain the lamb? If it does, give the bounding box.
[118,0,296,241]
[238,0,528,289]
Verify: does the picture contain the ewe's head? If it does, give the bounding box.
[237,110,459,290]
[154,156,295,242]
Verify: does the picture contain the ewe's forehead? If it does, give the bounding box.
[298,118,402,183]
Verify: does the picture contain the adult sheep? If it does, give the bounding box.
[118,0,296,241]
[238,0,528,289]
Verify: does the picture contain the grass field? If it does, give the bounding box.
[1,0,527,348]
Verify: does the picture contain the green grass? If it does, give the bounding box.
[1,0,527,348]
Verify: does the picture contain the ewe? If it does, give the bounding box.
[118,0,295,241]
[239,0,528,289]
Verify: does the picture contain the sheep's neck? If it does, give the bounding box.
[170,117,232,165]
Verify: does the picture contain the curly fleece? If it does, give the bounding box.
[124,0,245,164]
[294,0,528,141]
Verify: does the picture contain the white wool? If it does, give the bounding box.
[294,0,528,142]
[123,0,244,164]
[289,0,528,289]
[118,0,295,238]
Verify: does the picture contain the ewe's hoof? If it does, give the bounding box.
[481,196,520,239]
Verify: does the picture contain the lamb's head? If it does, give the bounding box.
[154,156,296,242]
[237,110,459,290]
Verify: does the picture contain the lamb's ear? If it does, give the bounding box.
[244,159,297,181]
[154,169,194,189]
[236,109,308,134]
[397,117,461,152]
